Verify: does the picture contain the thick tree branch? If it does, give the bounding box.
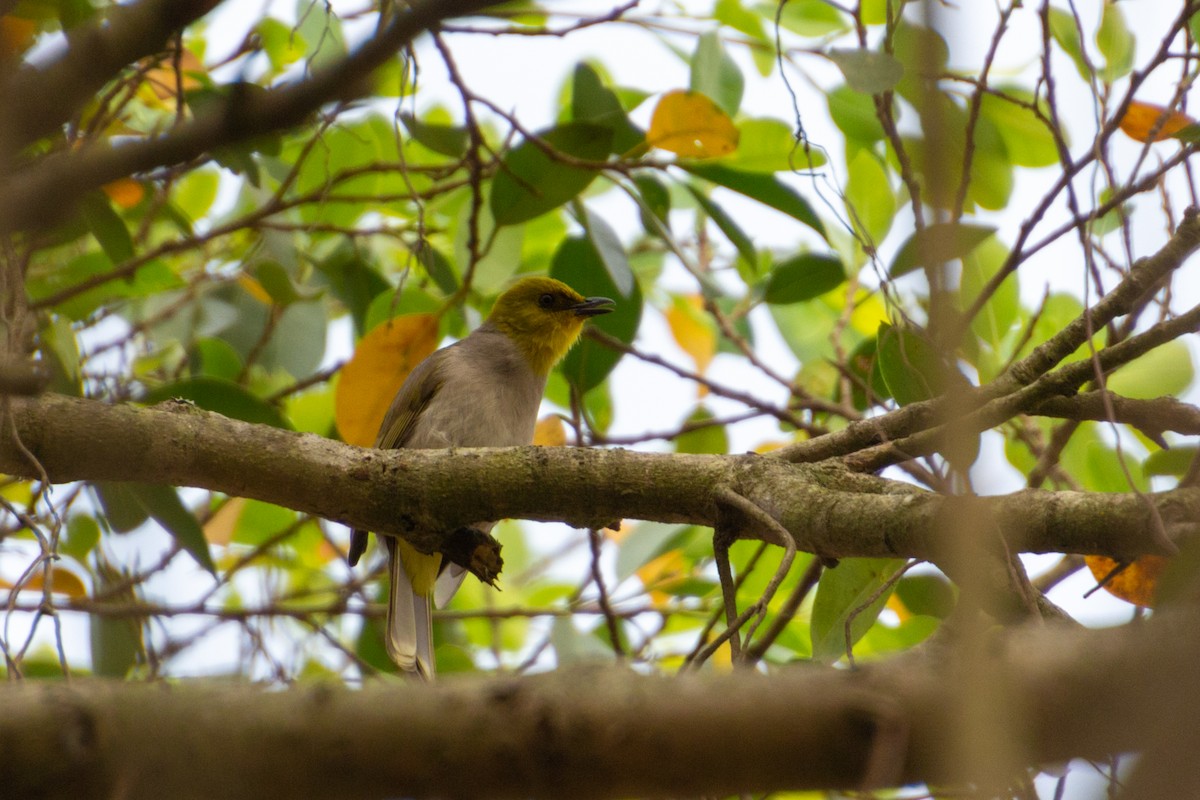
[0,394,1195,568]
[0,0,502,232]
[0,0,222,159]
[2,608,1198,799]
[1033,391,1200,437]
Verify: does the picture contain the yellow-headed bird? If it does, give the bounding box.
[348,276,615,678]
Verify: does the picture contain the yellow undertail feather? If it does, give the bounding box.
[386,539,440,680]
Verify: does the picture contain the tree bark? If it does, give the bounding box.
[2,608,1197,799]
[0,394,1196,570]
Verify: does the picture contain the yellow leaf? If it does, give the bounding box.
[102,178,146,209]
[4,566,88,598]
[1085,554,1167,607]
[647,90,739,158]
[664,295,717,380]
[237,275,274,306]
[533,414,567,447]
[203,496,245,546]
[710,640,734,672]
[1117,101,1194,143]
[636,549,689,606]
[885,592,912,623]
[335,314,440,447]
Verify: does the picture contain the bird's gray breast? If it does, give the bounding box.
[406,330,546,449]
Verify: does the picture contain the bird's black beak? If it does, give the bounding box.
[571,296,616,318]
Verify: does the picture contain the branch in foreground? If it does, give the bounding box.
[1,394,1196,566]
[0,0,502,232]
[2,609,1198,799]
[0,0,221,159]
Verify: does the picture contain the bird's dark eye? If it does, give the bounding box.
[538,293,556,309]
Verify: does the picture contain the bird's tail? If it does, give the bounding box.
[385,538,436,680]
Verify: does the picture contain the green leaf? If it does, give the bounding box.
[685,185,757,268]
[827,48,903,95]
[62,515,101,562]
[551,236,642,392]
[255,260,322,306]
[94,482,149,533]
[633,173,671,237]
[844,149,894,244]
[1107,340,1195,400]
[130,484,217,575]
[294,0,346,69]
[717,117,826,172]
[1048,8,1089,80]
[892,23,948,103]
[416,241,459,297]
[173,168,220,222]
[314,244,392,335]
[890,222,996,278]
[190,337,243,381]
[763,253,845,304]
[1144,447,1197,478]
[811,557,906,662]
[399,112,469,158]
[828,85,885,145]
[577,204,634,297]
[571,62,644,155]
[142,377,292,429]
[876,323,969,406]
[257,17,306,71]
[489,122,613,226]
[894,574,957,619]
[840,336,890,410]
[674,406,728,454]
[80,192,134,264]
[90,565,144,677]
[766,0,848,36]
[690,30,744,117]
[1097,1,1134,83]
[960,237,1019,359]
[715,0,767,41]
[980,90,1059,168]
[683,163,826,239]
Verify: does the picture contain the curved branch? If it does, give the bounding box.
[0,0,223,159]
[0,0,503,233]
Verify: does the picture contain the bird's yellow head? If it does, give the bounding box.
[487,277,616,376]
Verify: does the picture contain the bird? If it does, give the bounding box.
[348,276,615,679]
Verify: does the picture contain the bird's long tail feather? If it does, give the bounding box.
[385,539,434,680]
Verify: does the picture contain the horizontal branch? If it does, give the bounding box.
[0,394,1195,566]
[3,608,1198,799]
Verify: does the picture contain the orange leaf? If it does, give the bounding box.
[1118,101,1195,143]
[335,314,440,447]
[647,90,739,158]
[0,15,35,57]
[102,178,146,209]
[2,566,88,598]
[203,496,245,547]
[1084,554,1168,607]
[533,414,567,447]
[664,294,717,379]
[144,48,206,100]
